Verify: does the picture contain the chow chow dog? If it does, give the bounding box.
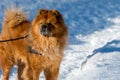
[0,7,33,80]
[27,9,68,80]
[0,7,68,80]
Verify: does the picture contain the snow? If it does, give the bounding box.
[0,0,120,80]
[60,17,120,80]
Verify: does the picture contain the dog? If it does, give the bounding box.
[0,8,68,80]
[26,9,68,80]
[0,7,33,80]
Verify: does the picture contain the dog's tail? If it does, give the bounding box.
[3,6,29,28]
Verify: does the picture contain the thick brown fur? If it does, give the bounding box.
[27,9,68,80]
[0,7,32,80]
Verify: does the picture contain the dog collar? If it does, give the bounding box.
[28,46,43,56]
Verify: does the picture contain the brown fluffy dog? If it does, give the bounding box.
[0,7,32,80]
[27,9,68,80]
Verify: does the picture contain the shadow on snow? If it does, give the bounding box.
[93,40,120,53]
[86,40,120,59]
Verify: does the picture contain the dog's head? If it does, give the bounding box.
[32,9,67,38]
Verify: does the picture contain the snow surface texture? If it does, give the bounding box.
[0,0,120,80]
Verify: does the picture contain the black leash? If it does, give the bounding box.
[0,35,28,42]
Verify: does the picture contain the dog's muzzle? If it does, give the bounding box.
[40,24,51,37]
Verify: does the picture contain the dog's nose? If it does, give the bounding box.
[41,24,48,33]
[40,24,51,37]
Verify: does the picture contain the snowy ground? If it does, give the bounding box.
[0,0,120,80]
[60,17,120,80]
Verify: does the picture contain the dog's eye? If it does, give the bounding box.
[48,22,52,26]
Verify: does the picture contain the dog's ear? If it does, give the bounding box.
[52,10,64,23]
[52,10,61,17]
[38,9,43,14]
